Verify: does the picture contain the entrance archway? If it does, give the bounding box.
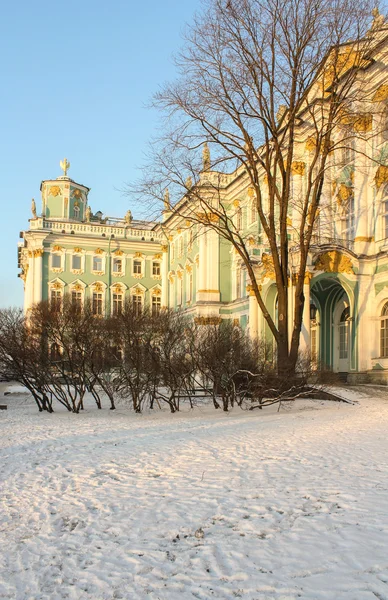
[311,276,353,374]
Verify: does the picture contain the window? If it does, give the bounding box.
[113,293,123,315]
[73,206,80,219]
[381,302,388,357]
[187,272,193,302]
[71,290,82,312]
[341,192,355,240]
[52,254,61,269]
[171,242,175,262]
[93,256,103,272]
[236,266,242,298]
[132,294,142,316]
[236,208,243,231]
[72,255,82,271]
[92,292,103,316]
[178,237,184,257]
[113,258,122,274]
[188,229,193,250]
[177,276,183,306]
[250,201,257,225]
[50,289,62,312]
[152,262,161,277]
[152,295,161,316]
[339,306,350,359]
[342,137,355,166]
[133,260,142,275]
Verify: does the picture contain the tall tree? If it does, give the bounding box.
[133,0,379,374]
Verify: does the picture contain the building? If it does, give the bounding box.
[18,16,388,384]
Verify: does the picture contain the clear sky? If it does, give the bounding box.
[0,0,201,308]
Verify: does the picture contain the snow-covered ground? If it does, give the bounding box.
[1,384,388,600]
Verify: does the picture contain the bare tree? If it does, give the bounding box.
[132,0,378,375]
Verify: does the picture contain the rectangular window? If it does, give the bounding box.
[381,319,388,357]
[342,138,355,165]
[339,324,348,359]
[71,290,82,311]
[113,293,123,315]
[113,258,122,273]
[93,256,103,272]
[132,294,142,316]
[177,277,183,306]
[236,267,241,298]
[133,260,142,275]
[152,295,161,316]
[52,254,61,269]
[92,292,103,316]
[187,273,193,302]
[50,289,62,312]
[383,199,388,239]
[152,262,161,276]
[341,194,355,240]
[72,255,82,271]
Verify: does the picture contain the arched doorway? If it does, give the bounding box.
[311,276,353,375]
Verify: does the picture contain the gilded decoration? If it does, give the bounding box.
[73,200,80,208]
[94,248,104,255]
[152,288,162,297]
[186,264,193,273]
[72,189,82,199]
[247,236,256,247]
[196,211,219,223]
[195,255,199,266]
[233,200,240,208]
[305,137,317,152]
[177,270,183,280]
[260,253,276,280]
[194,316,222,326]
[134,287,144,295]
[161,245,168,253]
[374,165,388,188]
[112,284,123,294]
[134,252,143,258]
[337,183,354,206]
[287,217,293,226]
[60,158,70,176]
[354,236,374,242]
[71,269,82,276]
[246,284,256,296]
[185,220,191,227]
[114,249,124,256]
[154,253,162,260]
[52,282,63,290]
[73,247,83,253]
[247,187,255,198]
[314,251,354,274]
[49,185,62,197]
[291,161,305,176]
[52,245,62,252]
[177,228,182,235]
[93,283,104,292]
[372,84,388,102]
[73,283,83,292]
[33,248,44,257]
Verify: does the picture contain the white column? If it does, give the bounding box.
[300,273,311,355]
[24,251,35,313]
[248,288,258,339]
[161,246,168,307]
[33,249,44,305]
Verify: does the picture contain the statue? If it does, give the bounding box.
[164,188,170,210]
[202,142,211,171]
[125,209,133,225]
[185,176,193,190]
[85,205,92,223]
[31,198,37,218]
[371,7,386,29]
[60,158,70,177]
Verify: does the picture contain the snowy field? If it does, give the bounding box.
[1,384,388,600]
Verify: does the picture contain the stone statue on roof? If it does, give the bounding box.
[31,198,37,219]
[202,142,211,171]
[85,205,92,223]
[125,209,133,225]
[371,8,386,30]
[164,188,170,210]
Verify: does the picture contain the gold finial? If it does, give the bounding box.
[60,158,70,176]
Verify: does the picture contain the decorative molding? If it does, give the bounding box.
[233,200,240,208]
[354,236,374,242]
[375,165,388,189]
[73,247,83,253]
[260,253,276,280]
[291,161,305,176]
[52,245,62,252]
[161,245,168,253]
[133,273,144,279]
[372,84,388,102]
[246,284,256,296]
[153,253,162,260]
[114,249,124,256]
[134,252,143,258]
[49,185,61,197]
[33,248,44,257]
[194,316,222,326]
[314,251,354,274]
[247,187,255,198]
[95,248,104,255]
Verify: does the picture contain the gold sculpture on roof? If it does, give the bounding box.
[60,158,70,177]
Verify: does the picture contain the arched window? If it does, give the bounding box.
[380,302,388,357]
[236,208,243,231]
[73,205,80,219]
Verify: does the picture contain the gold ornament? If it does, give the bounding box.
[60,158,70,176]
[49,186,61,197]
[291,161,306,176]
[372,84,388,102]
[314,251,354,274]
[375,165,388,189]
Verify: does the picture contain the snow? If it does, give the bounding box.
[1,383,388,600]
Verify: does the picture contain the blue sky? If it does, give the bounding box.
[0,0,201,307]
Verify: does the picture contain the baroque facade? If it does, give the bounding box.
[18,17,388,384]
